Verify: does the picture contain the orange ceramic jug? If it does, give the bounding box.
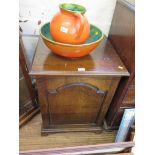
[50,3,90,44]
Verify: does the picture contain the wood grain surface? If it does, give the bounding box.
[20,113,117,151]
[105,153,133,155]
[29,35,129,134]
[30,37,129,76]
[105,0,135,129]
[36,76,120,134]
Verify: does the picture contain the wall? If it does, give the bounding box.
[19,0,117,65]
[20,0,117,36]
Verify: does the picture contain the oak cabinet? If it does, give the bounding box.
[105,0,135,129]
[30,37,129,134]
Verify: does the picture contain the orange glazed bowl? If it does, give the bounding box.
[40,22,104,58]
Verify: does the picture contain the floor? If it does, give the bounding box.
[20,113,117,151]
[104,153,134,155]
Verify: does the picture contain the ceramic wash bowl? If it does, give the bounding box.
[40,22,104,58]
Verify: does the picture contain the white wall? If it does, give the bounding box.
[20,0,117,36]
[19,0,117,65]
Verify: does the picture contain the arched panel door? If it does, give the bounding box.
[47,82,107,125]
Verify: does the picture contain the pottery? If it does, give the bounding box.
[50,3,90,44]
[40,22,104,58]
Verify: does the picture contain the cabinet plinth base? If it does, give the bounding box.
[41,124,103,135]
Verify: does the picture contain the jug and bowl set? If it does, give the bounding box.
[40,3,104,58]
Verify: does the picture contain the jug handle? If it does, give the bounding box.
[74,12,84,39]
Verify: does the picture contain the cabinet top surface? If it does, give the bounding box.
[30,37,129,76]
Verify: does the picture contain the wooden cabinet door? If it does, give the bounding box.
[36,76,120,133]
[47,82,107,125]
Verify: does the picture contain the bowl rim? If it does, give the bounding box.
[40,22,104,47]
